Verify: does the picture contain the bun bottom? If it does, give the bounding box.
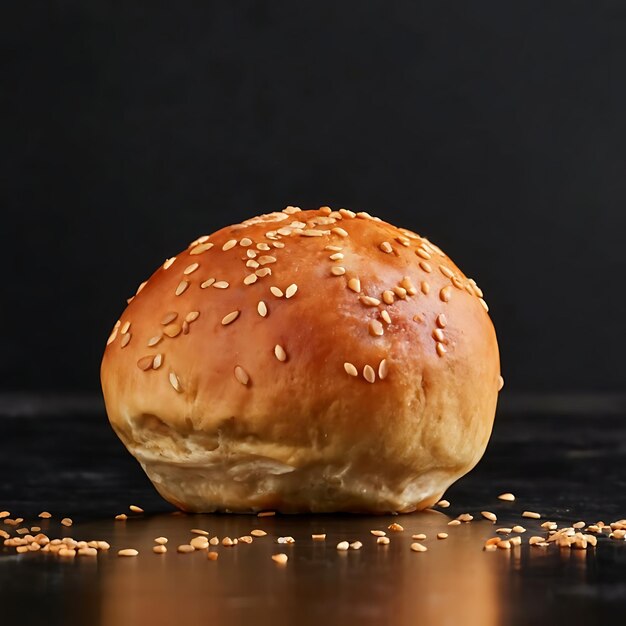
[136,453,450,514]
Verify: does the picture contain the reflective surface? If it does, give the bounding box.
[1,400,626,625]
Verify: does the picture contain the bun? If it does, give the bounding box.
[101,206,501,513]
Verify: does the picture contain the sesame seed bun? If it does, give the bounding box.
[101,206,501,514]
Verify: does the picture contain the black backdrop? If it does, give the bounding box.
[2,1,625,394]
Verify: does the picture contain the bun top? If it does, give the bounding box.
[101,206,500,486]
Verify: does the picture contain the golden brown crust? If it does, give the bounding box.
[101,206,500,513]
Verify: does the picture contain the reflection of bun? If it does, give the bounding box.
[101,206,501,514]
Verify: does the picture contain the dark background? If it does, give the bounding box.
[2,1,625,396]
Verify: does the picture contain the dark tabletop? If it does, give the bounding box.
[1,395,626,626]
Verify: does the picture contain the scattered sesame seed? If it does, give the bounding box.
[412,534,427,540]
[234,366,249,386]
[257,511,276,517]
[479,298,489,312]
[436,342,447,357]
[239,238,253,247]
[153,545,167,554]
[163,323,182,338]
[350,541,363,550]
[439,265,454,279]
[222,239,237,251]
[496,528,512,534]
[416,248,431,260]
[447,520,462,526]
[481,511,497,522]
[302,229,325,237]
[169,372,182,392]
[272,553,288,564]
[207,551,219,561]
[421,281,430,295]
[332,227,348,237]
[378,359,388,380]
[457,513,473,522]
[498,375,505,391]
[221,537,234,548]
[360,296,380,306]
[270,286,284,298]
[419,260,432,273]
[285,283,298,298]
[329,253,344,261]
[61,518,73,527]
[137,356,154,371]
[522,511,541,519]
[377,536,390,545]
[436,500,450,508]
[380,310,392,325]
[257,301,268,317]
[120,333,131,348]
[120,321,131,335]
[573,521,586,529]
[325,245,343,251]
[344,362,358,377]
[184,263,199,275]
[221,310,240,325]
[336,541,350,551]
[498,493,515,501]
[244,274,258,285]
[437,533,449,540]
[382,290,395,305]
[175,281,189,296]
[163,257,177,269]
[129,505,144,513]
[152,354,163,369]
[331,266,346,276]
[393,286,407,299]
[185,311,200,323]
[38,512,51,519]
[370,530,386,537]
[258,255,277,265]
[436,313,447,328]
[312,534,326,540]
[274,345,287,362]
[213,281,229,289]
[379,241,393,254]
[177,544,195,553]
[189,243,213,256]
[433,328,445,342]
[251,529,267,537]
[388,523,404,532]
[347,277,361,293]
[190,536,209,550]
[411,542,428,552]
[209,537,219,545]
[154,537,168,545]
[439,286,452,302]
[115,514,127,521]
[369,320,384,337]
[118,549,139,557]
[363,365,376,383]
[200,278,216,289]
[512,526,526,533]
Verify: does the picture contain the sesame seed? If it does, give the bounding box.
[200,278,216,289]
[222,239,237,251]
[448,520,461,526]
[378,359,388,380]
[120,321,131,334]
[189,243,214,256]
[457,513,473,522]
[285,283,298,298]
[522,511,542,519]
[163,257,177,269]
[154,537,168,545]
[319,206,332,215]
[433,328,445,342]
[258,255,277,265]
[331,266,346,276]
[512,526,526,533]
[348,277,361,293]
[153,545,167,554]
[439,286,452,302]
[573,521,586,529]
[129,505,143,513]
[312,534,326,540]
[498,375,505,391]
[61,518,73,527]
[325,245,343,251]
[393,286,407,299]
[177,544,195,553]
[396,236,410,247]
[339,208,356,218]
[184,263,199,275]
[329,253,344,261]
[118,549,139,557]
[412,534,427,540]
[419,260,432,273]
[436,313,447,328]
[382,290,395,305]
[350,541,363,550]
[239,238,253,247]
[213,281,229,289]
[437,500,450,508]
[115,514,128,521]
[301,229,325,237]
[175,280,189,296]
[250,529,267,537]
[481,511,497,522]
[332,227,349,237]
[272,553,288,564]
[336,541,349,551]
[137,356,154,371]
[207,551,219,561]
[238,535,253,544]
[38,512,51,519]
[221,311,240,326]
[496,528,512,534]
[152,354,163,369]
[185,311,200,323]
[106,328,118,345]
[421,281,430,295]
[377,536,390,545]
[369,320,384,336]
[388,523,404,532]
[163,323,182,338]
[274,345,287,361]
[497,540,511,550]
[190,536,209,550]
[209,537,219,545]
[379,241,393,254]
[257,301,268,317]
[479,298,489,312]
[411,542,428,552]
[360,295,380,306]
[244,274,258,285]
[283,205,301,214]
[169,372,182,392]
[246,260,260,270]
[363,365,376,383]
[498,493,515,501]
[370,530,386,537]
[161,312,178,325]
[416,247,431,260]
[437,533,448,540]
[234,366,249,385]
[380,310,391,324]
[270,286,284,297]
[439,265,454,278]
[120,333,131,348]
[436,342,447,356]
[247,249,258,258]
[344,362,358,376]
